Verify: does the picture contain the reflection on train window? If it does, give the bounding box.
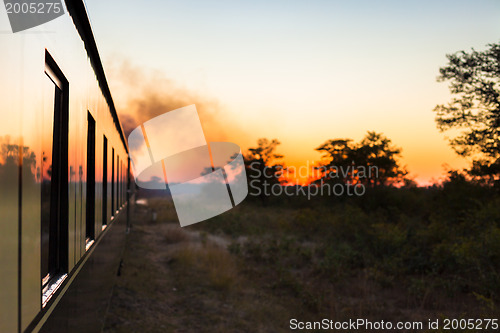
[111,147,115,217]
[102,135,108,227]
[86,112,96,248]
[42,51,69,305]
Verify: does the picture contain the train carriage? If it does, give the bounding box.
[0,1,131,332]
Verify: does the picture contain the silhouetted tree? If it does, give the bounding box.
[434,42,500,184]
[315,131,407,186]
[357,132,408,186]
[244,138,284,203]
[315,139,355,184]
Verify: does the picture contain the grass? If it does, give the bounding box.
[172,243,239,291]
[105,182,500,332]
[164,226,190,244]
[104,198,298,332]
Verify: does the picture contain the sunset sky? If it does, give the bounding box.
[85,0,500,185]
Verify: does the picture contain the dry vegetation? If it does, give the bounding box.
[104,198,298,332]
[105,182,500,332]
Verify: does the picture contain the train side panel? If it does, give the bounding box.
[0,2,130,332]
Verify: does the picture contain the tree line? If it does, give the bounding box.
[245,41,500,190]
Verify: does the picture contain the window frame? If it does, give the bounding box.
[85,112,96,247]
[41,50,69,307]
[102,135,108,227]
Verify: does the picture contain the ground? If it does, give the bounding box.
[103,199,298,333]
[103,195,498,333]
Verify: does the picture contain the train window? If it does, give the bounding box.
[123,162,125,204]
[86,112,96,246]
[120,158,122,207]
[119,161,121,206]
[42,51,69,306]
[117,155,120,208]
[111,148,115,217]
[102,136,108,226]
[122,161,124,206]
[119,162,122,207]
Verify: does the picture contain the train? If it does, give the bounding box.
[0,1,131,332]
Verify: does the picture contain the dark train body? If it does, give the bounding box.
[0,1,131,332]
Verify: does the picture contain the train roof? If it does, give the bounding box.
[65,0,128,153]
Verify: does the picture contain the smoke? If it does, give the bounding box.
[106,59,244,143]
